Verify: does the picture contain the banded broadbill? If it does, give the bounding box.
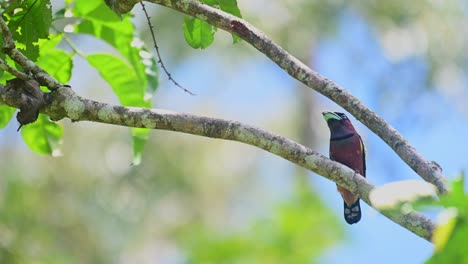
[322,111,366,224]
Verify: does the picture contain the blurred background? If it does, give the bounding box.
[0,0,468,263]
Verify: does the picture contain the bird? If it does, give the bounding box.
[322,111,366,224]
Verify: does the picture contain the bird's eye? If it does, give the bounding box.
[335,112,348,119]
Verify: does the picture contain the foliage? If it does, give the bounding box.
[0,104,15,128]
[0,0,243,161]
[179,177,342,263]
[20,114,63,155]
[0,174,113,263]
[426,173,468,263]
[71,0,157,164]
[183,0,242,49]
[369,173,468,262]
[0,0,158,162]
[183,16,216,49]
[3,0,52,61]
[0,128,343,263]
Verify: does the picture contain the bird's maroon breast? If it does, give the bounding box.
[329,134,365,177]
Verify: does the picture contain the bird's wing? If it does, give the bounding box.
[359,135,366,177]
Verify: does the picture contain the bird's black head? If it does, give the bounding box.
[322,111,356,135]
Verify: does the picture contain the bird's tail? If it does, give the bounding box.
[343,199,361,224]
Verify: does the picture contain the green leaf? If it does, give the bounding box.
[428,217,468,264]
[218,0,242,18]
[37,34,63,53]
[437,174,468,215]
[0,57,16,84]
[432,209,457,253]
[451,175,464,199]
[74,0,121,22]
[230,32,242,44]
[131,128,150,166]
[203,0,243,43]
[86,53,148,107]
[73,0,159,164]
[218,0,243,43]
[37,35,73,84]
[74,3,141,77]
[21,114,63,155]
[201,0,219,5]
[73,1,158,97]
[0,105,15,129]
[87,54,151,164]
[426,174,468,263]
[9,0,52,61]
[141,49,159,95]
[73,0,159,94]
[183,17,216,49]
[37,50,73,84]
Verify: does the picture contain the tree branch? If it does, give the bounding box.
[0,17,61,90]
[0,58,30,80]
[0,4,436,242]
[139,1,195,95]
[106,0,448,194]
[0,84,435,241]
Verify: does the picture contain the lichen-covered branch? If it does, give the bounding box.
[0,84,435,241]
[104,0,448,194]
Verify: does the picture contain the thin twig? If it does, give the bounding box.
[62,35,86,58]
[139,1,195,95]
[51,26,87,58]
[0,58,30,80]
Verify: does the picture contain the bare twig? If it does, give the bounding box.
[0,58,31,80]
[118,0,448,194]
[139,1,195,95]
[0,83,436,242]
[61,33,87,58]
